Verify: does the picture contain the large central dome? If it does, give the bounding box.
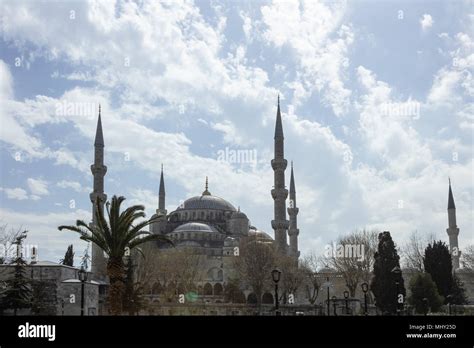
[177,195,236,211]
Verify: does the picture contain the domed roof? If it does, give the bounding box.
[173,222,219,233]
[177,195,236,211]
[248,228,273,240]
[231,208,247,219]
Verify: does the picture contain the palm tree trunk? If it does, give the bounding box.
[107,258,125,315]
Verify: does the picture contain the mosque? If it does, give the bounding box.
[89,98,301,291]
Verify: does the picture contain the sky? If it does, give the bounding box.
[0,0,472,267]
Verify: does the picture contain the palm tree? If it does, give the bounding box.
[59,195,171,315]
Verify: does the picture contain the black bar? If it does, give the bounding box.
[0,315,473,346]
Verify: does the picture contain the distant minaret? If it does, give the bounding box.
[271,95,289,253]
[287,161,300,259]
[447,178,460,270]
[158,164,166,215]
[90,105,107,279]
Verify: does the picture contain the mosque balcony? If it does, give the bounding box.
[271,158,287,171]
[271,219,289,230]
[271,188,288,200]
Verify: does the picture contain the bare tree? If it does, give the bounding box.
[401,231,435,271]
[233,236,276,307]
[300,253,323,305]
[461,245,474,271]
[136,244,205,303]
[277,254,305,304]
[323,229,378,297]
[0,224,25,264]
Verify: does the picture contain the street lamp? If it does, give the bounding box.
[321,277,333,316]
[271,268,281,316]
[343,290,349,315]
[78,266,88,316]
[422,297,429,316]
[361,282,369,316]
[391,266,402,316]
[332,296,337,316]
[446,295,452,315]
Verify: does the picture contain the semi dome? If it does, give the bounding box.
[177,195,236,211]
[248,228,273,241]
[231,208,247,219]
[173,222,219,234]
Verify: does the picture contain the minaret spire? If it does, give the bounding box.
[94,104,104,147]
[202,176,211,196]
[90,104,107,279]
[271,95,289,253]
[288,161,300,259]
[448,177,455,209]
[158,164,166,212]
[446,178,460,269]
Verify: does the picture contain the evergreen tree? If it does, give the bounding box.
[450,273,468,305]
[60,244,74,266]
[1,233,31,315]
[423,240,460,303]
[31,280,57,315]
[371,231,406,315]
[408,272,444,314]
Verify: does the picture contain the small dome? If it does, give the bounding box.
[248,229,273,240]
[224,236,238,246]
[231,209,248,219]
[173,222,219,234]
[318,266,337,274]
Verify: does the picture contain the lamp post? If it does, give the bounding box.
[271,268,281,316]
[361,282,369,316]
[446,295,452,315]
[343,290,349,315]
[321,277,333,316]
[78,266,88,316]
[332,296,337,316]
[391,266,402,316]
[422,297,429,316]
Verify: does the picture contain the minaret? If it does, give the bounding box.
[287,161,300,259]
[447,178,460,270]
[90,105,107,279]
[158,164,166,214]
[271,95,289,253]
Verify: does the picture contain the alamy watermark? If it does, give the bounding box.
[324,243,365,262]
[380,101,420,120]
[217,147,257,165]
[0,243,38,261]
[55,101,96,119]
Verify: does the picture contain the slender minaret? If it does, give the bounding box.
[271,95,289,253]
[447,178,460,270]
[158,164,166,215]
[287,161,300,259]
[90,105,107,279]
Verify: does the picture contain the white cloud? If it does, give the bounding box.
[0,59,13,100]
[27,178,49,196]
[57,180,87,193]
[261,1,352,115]
[211,120,247,146]
[427,69,462,106]
[420,14,434,30]
[1,187,29,200]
